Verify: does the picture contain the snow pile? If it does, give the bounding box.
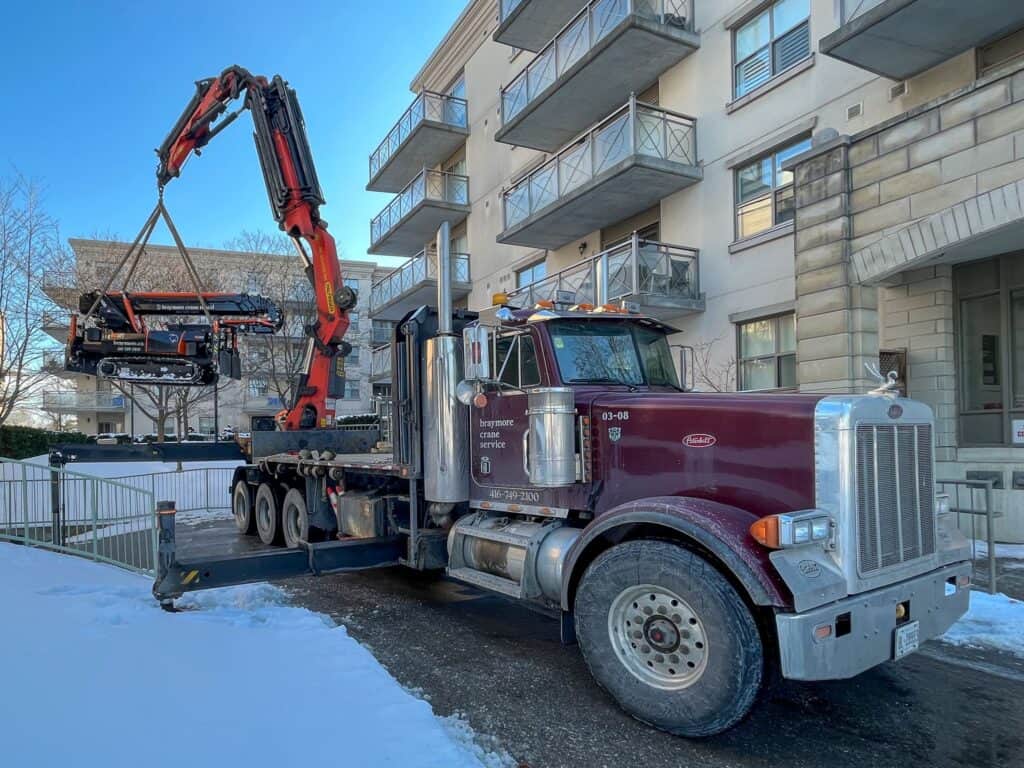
[0,543,510,768]
[942,591,1024,658]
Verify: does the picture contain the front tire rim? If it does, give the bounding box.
[607,584,709,691]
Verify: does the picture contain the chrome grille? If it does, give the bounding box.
[854,424,935,575]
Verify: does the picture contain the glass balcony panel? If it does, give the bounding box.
[370,170,470,255]
[593,113,630,174]
[558,141,592,197]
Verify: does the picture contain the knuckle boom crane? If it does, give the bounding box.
[69,65,355,430]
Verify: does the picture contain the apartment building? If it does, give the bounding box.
[42,239,388,436]
[364,0,1024,539]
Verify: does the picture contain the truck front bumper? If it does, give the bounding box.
[775,561,971,681]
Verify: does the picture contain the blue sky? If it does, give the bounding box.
[1,0,466,270]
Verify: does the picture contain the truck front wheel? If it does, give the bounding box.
[574,540,763,737]
[254,483,283,546]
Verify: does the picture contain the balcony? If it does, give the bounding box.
[42,270,79,306]
[370,345,393,383]
[368,92,469,193]
[369,170,471,256]
[369,249,472,322]
[820,0,1024,80]
[43,391,127,414]
[242,393,287,415]
[507,235,703,320]
[494,0,586,52]
[499,99,700,250]
[496,0,698,151]
[371,321,394,346]
[41,350,73,377]
[41,312,70,343]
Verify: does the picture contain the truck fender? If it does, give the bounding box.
[561,496,792,612]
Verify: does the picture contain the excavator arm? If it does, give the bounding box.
[155,65,355,430]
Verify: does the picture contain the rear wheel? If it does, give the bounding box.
[255,483,283,546]
[232,480,256,535]
[574,540,763,738]
[281,488,309,549]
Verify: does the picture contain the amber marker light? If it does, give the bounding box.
[750,510,831,549]
[750,515,782,549]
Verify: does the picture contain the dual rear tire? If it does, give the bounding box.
[232,479,310,549]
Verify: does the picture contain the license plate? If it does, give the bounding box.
[894,621,920,660]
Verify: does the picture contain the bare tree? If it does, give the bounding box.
[691,334,737,393]
[0,174,64,426]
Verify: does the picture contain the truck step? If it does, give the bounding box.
[447,567,523,599]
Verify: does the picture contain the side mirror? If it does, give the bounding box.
[675,345,695,392]
[462,324,492,382]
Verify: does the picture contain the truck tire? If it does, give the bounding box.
[232,480,256,535]
[254,483,283,546]
[281,488,309,549]
[574,540,763,738]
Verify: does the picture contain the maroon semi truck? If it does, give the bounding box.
[155,276,972,737]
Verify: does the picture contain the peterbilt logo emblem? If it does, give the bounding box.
[888,404,903,419]
[682,434,717,449]
[798,560,822,579]
[608,427,622,442]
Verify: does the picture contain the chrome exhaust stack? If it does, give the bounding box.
[423,221,470,505]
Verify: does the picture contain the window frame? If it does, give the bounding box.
[733,135,812,240]
[516,260,547,289]
[732,0,812,100]
[954,255,1024,447]
[494,330,543,390]
[735,312,797,392]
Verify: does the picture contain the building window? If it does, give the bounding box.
[343,380,361,400]
[248,377,268,397]
[198,416,216,435]
[955,256,1024,446]
[737,313,796,391]
[516,261,546,289]
[978,27,1024,77]
[735,136,812,239]
[347,311,360,332]
[734,0,811,99]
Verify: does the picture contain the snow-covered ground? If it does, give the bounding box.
[941,591,1024,658]
[0,543,513,768]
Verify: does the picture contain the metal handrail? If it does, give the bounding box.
[500,0,694,123]
[42,391,128,411]
[507,234,700,308]
[500,0,525,22]
[840,0,886,24]
[369,248,471,311]
[503,97,696,229]
[369,91,469,180]
[937,478,999,594]
[42,270,78,290]
[370,169,470,247]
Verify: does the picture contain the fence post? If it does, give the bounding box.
[91,478,99,560]
[49,463,61,548]
[205,469,211,515]
[985,481,996,596]
[20,463,29,545]
[153,500,177,610]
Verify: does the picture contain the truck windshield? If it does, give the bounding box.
[548,320,679,388]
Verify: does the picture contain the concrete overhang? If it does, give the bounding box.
[820,0,1024,80]
[495,16,699,152]
[368,201,471,257]
[367,122,469,194]
[852,179,1024,284]
[493,0,584,52]
[498,155,702,250]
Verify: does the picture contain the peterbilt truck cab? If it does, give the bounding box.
[165,299,972,738]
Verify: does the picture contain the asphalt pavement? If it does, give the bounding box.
[178,521,1024,768]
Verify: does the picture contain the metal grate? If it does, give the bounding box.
[855,424,936,575]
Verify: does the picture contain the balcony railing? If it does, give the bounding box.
[369,92,469,183]
[503,98,696,230]
[370,169,470,251]
[42,270,77,291]
[501,0,694,125]
[508,235,701,316]
[500,0,525,21]
[43,391,128,413]
[370,249,471,314]
[371,345,393,381]
[41,350,67,372]
[371,322,394,346]
[839,0,887,23]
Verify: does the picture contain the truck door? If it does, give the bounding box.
[470,330,543,501]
